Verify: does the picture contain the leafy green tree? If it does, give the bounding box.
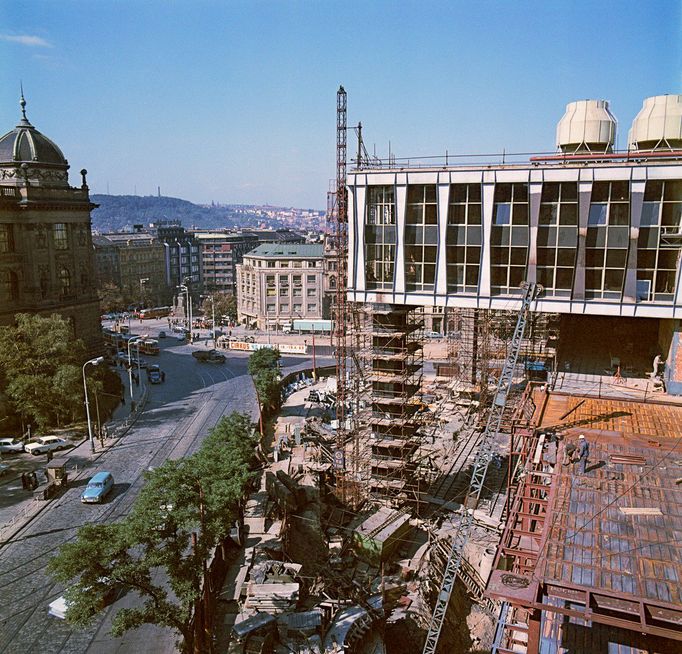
[98,282,128,313]
[48,412,257,652]
[0,314,89,429]
[202,293,238,323]
[248,348,281,417]
[247,347,281,377]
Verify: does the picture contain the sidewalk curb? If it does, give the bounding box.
[0,387,149,549]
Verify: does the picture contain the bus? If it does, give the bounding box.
[139,306,171,320]
[138,339,160,355]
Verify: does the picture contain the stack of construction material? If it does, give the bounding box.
[244,582,299,613]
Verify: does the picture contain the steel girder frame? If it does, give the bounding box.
[422,282,540,654]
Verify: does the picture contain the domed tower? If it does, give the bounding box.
[0,92,102,352]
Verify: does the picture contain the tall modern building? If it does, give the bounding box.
[0,96,101,351]
[193,230,259,294]
[346,95,682,393]
[149,220,202,290]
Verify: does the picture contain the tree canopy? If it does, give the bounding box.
[248,348,282,416]
[200,293,237,323]
[0,313,97,430]
[48,412,258,652]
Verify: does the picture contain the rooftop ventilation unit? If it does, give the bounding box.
[556,99,616,154]
[629,94,682,151]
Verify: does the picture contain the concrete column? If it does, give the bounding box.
[666,321,682,396]
[351,184,367,292]
[573,181,593,301]
[436,180,450,297]
[527,182,542,285]
[624,180,645,303]
[394,181,407,294]
[479,179,496,297]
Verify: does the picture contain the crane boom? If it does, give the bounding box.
[422,281,540,654]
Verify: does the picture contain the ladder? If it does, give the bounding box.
[422,282,540,654]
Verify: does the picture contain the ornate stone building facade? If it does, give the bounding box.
[0,97,101,351]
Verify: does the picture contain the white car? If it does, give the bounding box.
[24,436,69,456]
[0,437,24,453]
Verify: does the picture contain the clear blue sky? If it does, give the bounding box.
[1,1,679,209]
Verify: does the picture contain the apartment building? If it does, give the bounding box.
[236,243,324,330]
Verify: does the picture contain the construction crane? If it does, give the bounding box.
[333,85,349,495]
[422,281,540,654]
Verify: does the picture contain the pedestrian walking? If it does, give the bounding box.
[576,434,590,474]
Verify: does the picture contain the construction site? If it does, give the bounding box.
[221,90,682,653]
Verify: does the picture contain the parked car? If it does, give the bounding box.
[0,437,25,453]
[24,436,69,456]
[425,331,442,339]
[158,330,167,339]
[81,471,114,503]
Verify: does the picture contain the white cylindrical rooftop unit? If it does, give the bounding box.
[629,94,682,151]
[556,99,616,154]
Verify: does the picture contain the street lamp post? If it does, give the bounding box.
[127,335,147,401]
[201,295,217,348]
[140,277,149,309]
[179,282,193,342]
[82,356,105,454]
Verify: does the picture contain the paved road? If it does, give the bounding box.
[0,332,326,654]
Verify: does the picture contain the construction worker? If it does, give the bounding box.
[562,439,576,465]
[576,434,590,474]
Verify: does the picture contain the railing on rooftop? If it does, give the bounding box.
[350,147,682,171]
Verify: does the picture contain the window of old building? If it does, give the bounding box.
[0,270,19,301]
[0,224,15,253]
[59,267,71,297]
[54,223,68,250]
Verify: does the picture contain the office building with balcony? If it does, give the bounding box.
[236,243,324,330]
[0,96,101,351]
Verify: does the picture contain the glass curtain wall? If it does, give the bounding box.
[586,181,629,299]
[491,183,529,294]
[405,185,438,292]
[537,182,578,296]
[365,186,396,289]
[446,184,482,293]
[637,180,682,302]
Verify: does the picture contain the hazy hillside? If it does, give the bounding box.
[90,195,244,232]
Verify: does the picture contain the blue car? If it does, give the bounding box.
[81,471,114,503]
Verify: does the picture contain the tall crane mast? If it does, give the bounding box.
[334,86,349,497]
[422,281,540,654]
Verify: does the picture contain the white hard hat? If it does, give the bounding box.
[578,434,585,439]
